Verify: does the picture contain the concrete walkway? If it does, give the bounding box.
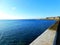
[30,29,56,45]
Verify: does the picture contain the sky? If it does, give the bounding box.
[0,0,60,19]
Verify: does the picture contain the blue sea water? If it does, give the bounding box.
[0,20,56,45]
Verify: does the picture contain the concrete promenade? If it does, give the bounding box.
[30,29,56,45]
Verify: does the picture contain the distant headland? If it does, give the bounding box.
[46,16,60,20]
[46,16,60,30]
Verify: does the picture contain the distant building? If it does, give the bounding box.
[46,16,60,20]
[55,16,60,20]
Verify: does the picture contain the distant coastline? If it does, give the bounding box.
[45,16,60,30]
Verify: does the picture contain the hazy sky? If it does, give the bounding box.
[0,0,60,19]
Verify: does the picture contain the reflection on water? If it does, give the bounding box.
[0,20,56,45]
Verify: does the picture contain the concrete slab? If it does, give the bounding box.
[30,29,56,45]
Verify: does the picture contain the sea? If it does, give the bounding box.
[0,19,56,45]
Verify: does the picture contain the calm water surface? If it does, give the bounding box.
[0,20,56,45]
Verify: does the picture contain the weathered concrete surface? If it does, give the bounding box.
[30,29,56,45]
